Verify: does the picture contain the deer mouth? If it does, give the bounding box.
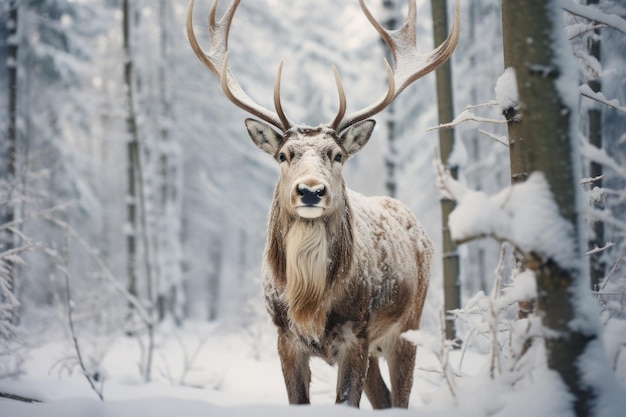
[296,205,325,219]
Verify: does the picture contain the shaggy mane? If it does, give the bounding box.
[265,192,353,338]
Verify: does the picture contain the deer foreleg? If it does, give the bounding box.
[335,335,369,407]
[277,331,311,404]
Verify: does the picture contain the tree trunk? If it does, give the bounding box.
[380,0,402,198]
[431,0,460,341]
[585,0,604,291]
[501,0,533,322]
[207,236,223,321]
[156,0,184,324]
[123,0,139,314]
[122,0,156,382]
[2,0,19,325]
[507,2,599,415]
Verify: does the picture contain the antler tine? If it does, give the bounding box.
[187,0,290,131]
[336,0,460,133]
[330,66,347,131]
[336,60,395,133]
[274,61,292,131]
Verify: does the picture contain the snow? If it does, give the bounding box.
[492,270,536,314]
[4,311,621,417]
[442,171,579,271]
[580,141,626,178]
[0,322,484,417]
[494,68,518,113]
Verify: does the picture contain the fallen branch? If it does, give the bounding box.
[0,391,42,403]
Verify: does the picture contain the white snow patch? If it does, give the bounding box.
[578,336,626,417]
[446,172,579,271]
[494,68,518,112]
[493,270,536,313]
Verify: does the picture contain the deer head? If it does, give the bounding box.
[187,0,460,220]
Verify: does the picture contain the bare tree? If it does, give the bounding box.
[122,0,156,382]
[155,0,183,323]
[431,0,460,340]
[123,0,139,316]
[1,0,19,326]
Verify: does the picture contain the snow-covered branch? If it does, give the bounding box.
[580,140,626,179]
[585,242,616,256]
[434,158,578,269]
[560,0,626,35]
[579,85,626,114]
[427,109,508,132]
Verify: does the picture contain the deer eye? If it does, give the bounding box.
[334,153,343,163]
[277,152,287,163]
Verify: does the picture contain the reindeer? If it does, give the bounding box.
[187,0,459,408]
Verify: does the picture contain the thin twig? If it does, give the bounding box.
[60,227,104,401]
[601,257,624,291]
[478,129,509,147]
[580,175,605,186]
[439,310,457,401]
[580,85,626,114]
[568,23,608,40]
[427,110,508,132]
[585,242,616,256]
[0,200,76,233]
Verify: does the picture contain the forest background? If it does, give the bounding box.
[0,0,625,415]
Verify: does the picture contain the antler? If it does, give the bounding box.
[186,0,291,131]
[331,0,461,133]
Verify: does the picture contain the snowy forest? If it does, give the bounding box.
[0,0,625,416]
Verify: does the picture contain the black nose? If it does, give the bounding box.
[297,184,325,205]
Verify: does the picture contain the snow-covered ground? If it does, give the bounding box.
[0,318,624,417]
[0,319,483,417]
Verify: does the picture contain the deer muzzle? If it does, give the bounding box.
[293,179,329,219]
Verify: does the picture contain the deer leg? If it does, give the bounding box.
[363,356,391,409]
[386,337,416,408]
[277,331,311,404]
[335,335,369,407]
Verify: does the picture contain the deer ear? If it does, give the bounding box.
[339,120,375,155]
[245,118,283,155]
